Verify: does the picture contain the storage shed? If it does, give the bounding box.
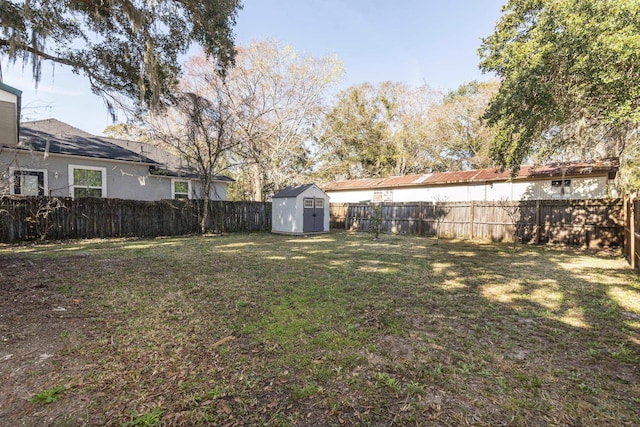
[272,184,330,235]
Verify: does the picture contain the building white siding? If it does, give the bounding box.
[0,88,19,147]
[272,197,300,234]
[327,176,611,203]
[0,90,17,103]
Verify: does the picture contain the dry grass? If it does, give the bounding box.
[1,232,639,426]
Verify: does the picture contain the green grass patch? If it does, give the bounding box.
[30,385,66,404]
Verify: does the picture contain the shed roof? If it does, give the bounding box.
[323,159,619,192]
[273,184,320,199]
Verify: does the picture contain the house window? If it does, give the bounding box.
[11,168,47,196]
[304,198,314,208]
[69,165,106,198]
[551,179,571,197]
[172,180,191,199]
[314,199,324,209]
[373,190,393,202]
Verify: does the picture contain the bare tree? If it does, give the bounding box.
[498,197,523,249]
[147,65,238,234]
[222,40,344,200]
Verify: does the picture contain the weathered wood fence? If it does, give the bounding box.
[330,199,625,248]
[0,197,271,242]
[624,194,640,271]
[1,196,635,260]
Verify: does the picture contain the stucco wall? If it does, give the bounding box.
[327,176,611,203]
[0,149,228,200]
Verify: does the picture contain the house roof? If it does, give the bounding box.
[107,137,235,182]
[0,82,22,97]
[273,184,319,198]
[17,119,160,164]
[323,159,619,192]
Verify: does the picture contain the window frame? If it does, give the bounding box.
[9,167,48,196]
[303,198,314,209]
[171,179,191,199]
[373,190,393,202]
[68,165,107,198]
[550,179,572,197]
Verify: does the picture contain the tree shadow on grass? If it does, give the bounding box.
[254,233,640,424]
[416,240,639,421]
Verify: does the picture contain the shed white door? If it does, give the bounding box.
[303,198,324,232]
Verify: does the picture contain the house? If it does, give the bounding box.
[272,184,330,235]
[0,83,233,200]
[324,160,619,203]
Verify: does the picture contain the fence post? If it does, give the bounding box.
[345,204,349,230]
[470,201,475,239]
[418,201,424,235]
[535,200,542,245]
[631,194,637,270]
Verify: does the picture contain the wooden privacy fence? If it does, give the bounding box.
[330,199,625,248]
[624,194,640,271]
[0,197,271,242]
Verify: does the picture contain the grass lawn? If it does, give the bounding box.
[1,232,639,426]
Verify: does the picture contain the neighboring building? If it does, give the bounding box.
[0,83,232,200]
[0,82,21,147]
[324,160,619,203]
[272,184,330,235]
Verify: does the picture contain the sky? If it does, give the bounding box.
[2,0,506,136]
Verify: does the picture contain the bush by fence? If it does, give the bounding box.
[330,199,625,248]
[0,197,271,242]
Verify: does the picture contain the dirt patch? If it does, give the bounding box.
[0,255,102,426]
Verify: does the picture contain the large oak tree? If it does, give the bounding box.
[479,0,640,185]
[0,0,241,113]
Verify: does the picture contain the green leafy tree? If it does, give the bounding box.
[479,0,640,186]
[317,81,439,181]
[0,0,241,113]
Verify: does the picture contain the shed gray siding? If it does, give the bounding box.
[272,184,329,235]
